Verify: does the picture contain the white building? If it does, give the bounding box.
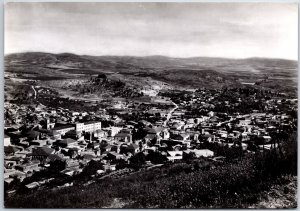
[4,135,11,146]
[52,125,75,135]
[75,121,102,133]
[184,149,214,158]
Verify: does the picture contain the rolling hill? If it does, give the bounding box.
[5,52,298,95]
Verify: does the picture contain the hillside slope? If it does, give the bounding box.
[5,52,297,94]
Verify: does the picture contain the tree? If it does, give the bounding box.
[138,141,143,151]
[49,160,66,172]
[146,151,168,164]
[129,152,146,169]
[183,152,196,163]
[81,160,104,176]
[113,159,128,170]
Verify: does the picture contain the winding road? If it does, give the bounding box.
[31,85,37,99]
[163,101,178,127]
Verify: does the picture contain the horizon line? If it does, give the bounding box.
[4,51,298,62]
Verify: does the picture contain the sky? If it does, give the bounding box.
[5,2,298,60]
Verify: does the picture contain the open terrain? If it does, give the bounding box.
[4,52,297,209]
[5,52,298,101]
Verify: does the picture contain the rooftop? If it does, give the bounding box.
[83,121,101,125]
[30,147,55,157]
[52,125,75,130]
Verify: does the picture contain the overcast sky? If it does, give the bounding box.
[5,2,298,60]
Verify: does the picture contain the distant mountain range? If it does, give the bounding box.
[5,52,297,71]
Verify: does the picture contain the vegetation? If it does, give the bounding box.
[5,52,297,95]
[4,52,297,208]
[73,75,143,98]
[5,133,297,208]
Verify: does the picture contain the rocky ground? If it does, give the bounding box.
[249,176,297,209]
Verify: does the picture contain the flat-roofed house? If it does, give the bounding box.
[15,161,41,174]
[144,127,170,144]
[55,138,78,148]
[171,133,190,141]
[4,134,11,146]
[114,132,132,143]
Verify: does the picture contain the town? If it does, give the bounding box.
[4,84,297,195]
[4,1,298,208]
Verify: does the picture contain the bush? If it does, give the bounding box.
[146,151,168,164]
[254,133,297,178]
[80,160,104,177]
[129,152,146,169]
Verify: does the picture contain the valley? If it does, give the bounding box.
[4,52,298,102]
